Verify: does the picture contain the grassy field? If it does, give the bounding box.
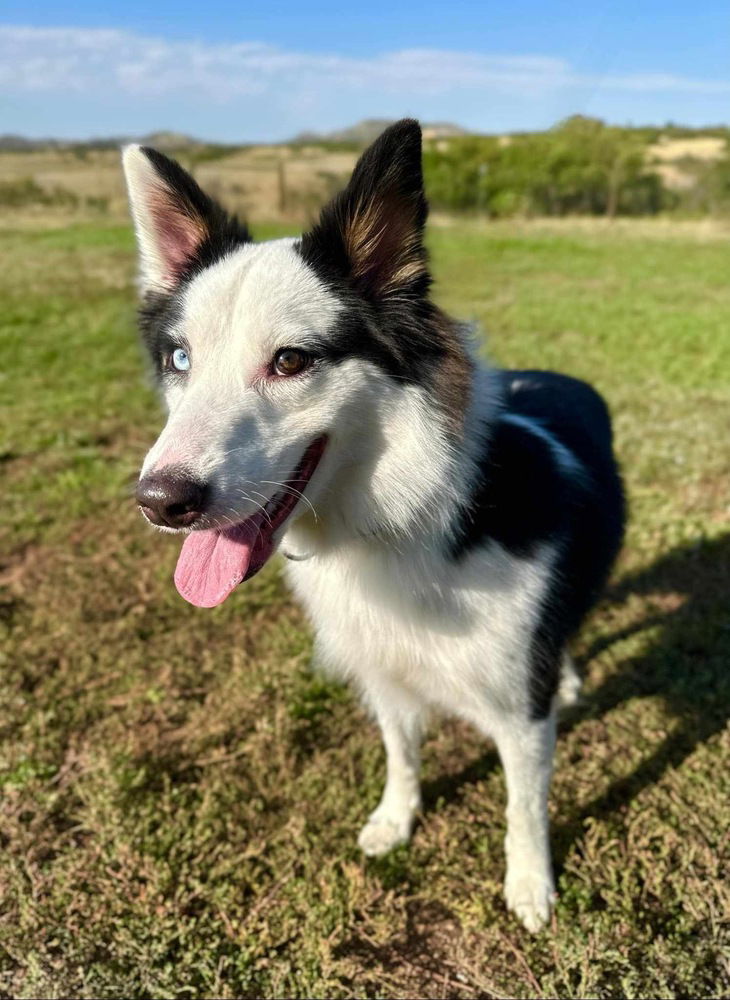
[1,217,729,998]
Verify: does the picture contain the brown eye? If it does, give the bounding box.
[274,348,310,376]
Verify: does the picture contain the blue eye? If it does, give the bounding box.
[171,348,190,372]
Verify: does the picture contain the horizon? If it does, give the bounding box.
[1,4,729,143]
[2,114,730,148]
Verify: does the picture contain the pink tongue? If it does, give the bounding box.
[174,518,270,608]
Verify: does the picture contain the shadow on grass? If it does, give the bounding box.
[420,745,499,812]
[553,531,730,866]
[420,534,730,860]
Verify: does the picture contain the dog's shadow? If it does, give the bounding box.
[421,533,730,863]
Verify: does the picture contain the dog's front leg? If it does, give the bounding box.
[494,712,557,932]
[358,686,424,857]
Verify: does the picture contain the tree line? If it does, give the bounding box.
[421,116,730,217]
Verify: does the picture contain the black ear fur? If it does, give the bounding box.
[123,145,251,291]
[300,119,429,302]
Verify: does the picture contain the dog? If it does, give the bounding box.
[122,120,625,932]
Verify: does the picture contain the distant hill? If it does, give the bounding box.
[1,119,726,155]
[0,135,62,151]
[137,130,210,150]
[0,120,469,153]
[290,118,469,145]
[0,130,206,152]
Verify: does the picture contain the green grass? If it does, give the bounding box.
[1,218,728,998]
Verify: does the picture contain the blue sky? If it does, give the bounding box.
[1,2,728,141]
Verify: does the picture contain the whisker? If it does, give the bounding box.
[260,480,318,521]
[230,489,274,527]
[249,491,276,527]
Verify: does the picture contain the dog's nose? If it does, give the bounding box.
[136,471,207,528]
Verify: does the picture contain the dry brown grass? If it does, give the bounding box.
[0,145,358,226]
[647,136,727,192]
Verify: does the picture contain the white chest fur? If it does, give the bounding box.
[285,537,555,730]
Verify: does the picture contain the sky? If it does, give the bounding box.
[1,1,729,142]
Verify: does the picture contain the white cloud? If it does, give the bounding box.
[2,25,728,105]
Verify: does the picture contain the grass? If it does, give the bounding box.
[1,217,729,998]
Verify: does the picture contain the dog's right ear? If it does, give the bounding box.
[122,145,250,293]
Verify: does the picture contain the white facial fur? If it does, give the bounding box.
[142,239,337,518]
[140,238,462,548]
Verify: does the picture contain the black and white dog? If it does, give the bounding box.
[123,120,625,932]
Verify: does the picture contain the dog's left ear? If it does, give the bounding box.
[300,119,429,302]
[122,145,250,293]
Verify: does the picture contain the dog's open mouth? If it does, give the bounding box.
[174,436,327,608]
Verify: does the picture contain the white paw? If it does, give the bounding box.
[358,814,411,857]
[504,870,556,933]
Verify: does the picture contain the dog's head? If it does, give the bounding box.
[123,119,471,607]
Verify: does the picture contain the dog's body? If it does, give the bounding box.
[123,120,625,932]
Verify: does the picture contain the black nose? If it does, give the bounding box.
[136,470,207,528]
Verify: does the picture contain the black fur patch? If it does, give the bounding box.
[137,289,185,379]
[300,286,472,403]
[297,120,472,427]
[299,119,428,303]
[451,370,626,718]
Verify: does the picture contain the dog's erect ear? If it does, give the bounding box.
[122,145,250,293]
[300,119,429,302]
